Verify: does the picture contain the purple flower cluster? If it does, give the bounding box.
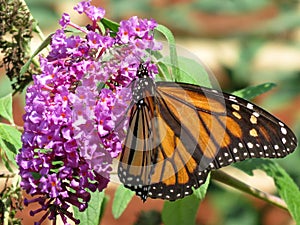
[16,0,161,224]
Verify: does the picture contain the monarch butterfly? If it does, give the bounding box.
[118,64,298,201]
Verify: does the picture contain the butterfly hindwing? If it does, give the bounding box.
[146,99,210,200]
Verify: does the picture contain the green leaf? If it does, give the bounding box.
[20,33,53,76]
[112,184,134,219]
[235,159,300,223]
[155,25,179,78]
[176,56,211,87]
[193,173,211,200]
[155,25,176,52]
[232,82,276,100]
[158,56,211,88]
[0,123,22,171]
[156,61,171,81]
[0,149,13,172]
[0,94,13,124]
[162,172,210,225]
[73,191,106,225]
[162,194,201,225]
[101,18,120,33]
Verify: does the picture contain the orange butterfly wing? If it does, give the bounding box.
[118,80,297,201]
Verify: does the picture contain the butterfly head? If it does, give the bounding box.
[132,64,155,104]
[137,64,149,79]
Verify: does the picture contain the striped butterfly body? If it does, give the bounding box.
[118,64,298,201]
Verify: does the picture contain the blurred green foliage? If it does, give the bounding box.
[134,210,162,225]
[192,0,269,13]
[210,185,260,225]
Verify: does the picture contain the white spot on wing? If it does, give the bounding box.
[281,127,287,135]
[247,142,254,148]
[253,112,260,117]
[282,138,287,144]
[247,103,254,109]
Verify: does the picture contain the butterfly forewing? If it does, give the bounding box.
[118,66,298,201]
[157,82,297,169]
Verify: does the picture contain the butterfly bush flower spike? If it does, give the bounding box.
[16,0,161,224]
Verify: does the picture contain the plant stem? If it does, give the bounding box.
[211,169,288,210]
